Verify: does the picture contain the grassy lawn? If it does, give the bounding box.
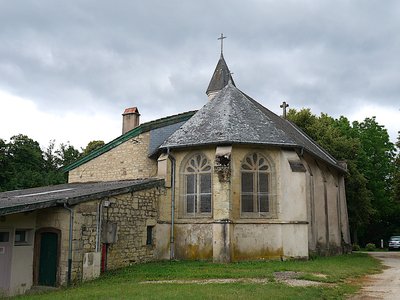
[16,253,382,300]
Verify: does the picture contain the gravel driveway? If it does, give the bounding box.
[350,252,400,299]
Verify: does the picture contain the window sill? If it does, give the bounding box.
[14,242,32,246]
[240,213,277,219]
[235,219,308,224]
[175,218,214,224]
[178,214,213,219]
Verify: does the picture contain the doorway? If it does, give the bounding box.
[34,228,60,287]
[0,230,12,294]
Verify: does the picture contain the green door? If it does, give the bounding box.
[38,232,58,286]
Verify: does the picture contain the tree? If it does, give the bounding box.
[351,118,398,243]
[0,135,82,191]
[394,133,400,203]
[4,134,46,190]
[81,140,105,157]
[56,142,81,167]
[42,140,69,185]
[0,139,9,191]
[287,109,374,244]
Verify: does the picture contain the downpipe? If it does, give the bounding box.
[167,148,176,260]
[62,202,74,286]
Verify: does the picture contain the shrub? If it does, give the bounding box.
[365,243,376,251]
[352,244,361,251]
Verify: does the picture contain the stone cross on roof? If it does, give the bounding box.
[218,33,226,54]
[280,101,289,119]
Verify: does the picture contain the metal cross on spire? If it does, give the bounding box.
[218,33,226,54]
[280,101,289,119]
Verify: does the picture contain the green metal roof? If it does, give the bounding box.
[63,110,196,172]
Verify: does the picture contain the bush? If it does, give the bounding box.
[365,243,376,251]
[352,244,361,251]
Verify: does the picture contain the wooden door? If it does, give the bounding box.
[38,232,58,286]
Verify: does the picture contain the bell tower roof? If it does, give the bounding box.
[206,34,235,97]
[206,53,236,96]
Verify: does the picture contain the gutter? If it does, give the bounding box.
[167,148,176,260]
[59,201,74,286]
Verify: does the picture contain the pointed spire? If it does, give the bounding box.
[206,34,235,99]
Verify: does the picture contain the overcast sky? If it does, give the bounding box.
[0,0,399,150]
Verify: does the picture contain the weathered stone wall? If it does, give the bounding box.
[174,223,213,260]
[302,153,349,255]
[157,146,311,261]
[74,186,162,271]
[35,185,163,286]
[68,132,157,183]
[232,223,284,260]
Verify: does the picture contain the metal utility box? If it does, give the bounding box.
[101,222,118,244]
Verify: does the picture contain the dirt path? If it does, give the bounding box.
[350,252,400,300]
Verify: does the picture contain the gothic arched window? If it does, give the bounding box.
[182,153,212,216]
[241,153,271,216]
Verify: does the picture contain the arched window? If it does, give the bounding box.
[182,153,212,216]
[241,153,271,216]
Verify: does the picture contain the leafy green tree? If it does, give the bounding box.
[0,139,9,192]
[394,133,400,203]
[81,140,105,157]
[287,109,374,243]
[352,118,397,243]
[4,134,46,190]
[42,140,69,185]
[56,142,81,167]
[0,135,82,191]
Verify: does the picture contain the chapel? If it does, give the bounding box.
[0,43,351,296]
[67,49,351,261]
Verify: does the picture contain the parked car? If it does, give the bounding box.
[388,236,400,251]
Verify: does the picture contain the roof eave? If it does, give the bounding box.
[160,141,347,173]
[0,179,165,216]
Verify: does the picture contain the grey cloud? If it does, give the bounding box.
[0,0,399,140]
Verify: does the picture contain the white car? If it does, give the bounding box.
[388,236,400,250]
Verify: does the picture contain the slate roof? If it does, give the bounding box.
[206,54,235,95]
[161,81,345,172]
[0,179,164,216]
[64,110,196,172]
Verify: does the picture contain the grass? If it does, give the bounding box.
[16,253,382,300]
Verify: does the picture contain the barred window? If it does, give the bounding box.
[182,153,212,216]
[241,153,271,216]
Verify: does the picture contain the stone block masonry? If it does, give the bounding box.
[69,185,163,282]
[68,132,157,183]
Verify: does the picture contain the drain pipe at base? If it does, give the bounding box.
[167,148,176,260]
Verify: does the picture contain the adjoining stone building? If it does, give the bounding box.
[0,179,163,296]
[0,52,351,296]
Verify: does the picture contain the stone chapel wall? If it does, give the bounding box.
[68,132,157,183]
[302,154,348,255]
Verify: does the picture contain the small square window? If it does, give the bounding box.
[0,232,9,242]
[14,229,32,246]
[15,230,26,242]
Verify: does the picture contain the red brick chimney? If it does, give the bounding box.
[122,107,140,134]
